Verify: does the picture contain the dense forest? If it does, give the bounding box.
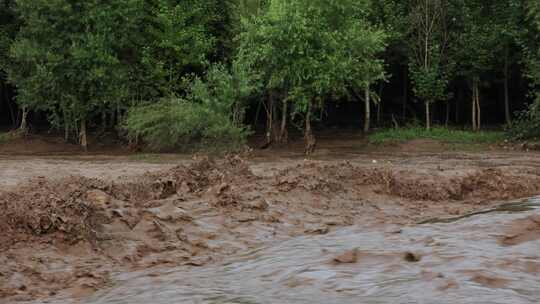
[0,0,539,153]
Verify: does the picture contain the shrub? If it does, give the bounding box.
[124,98,249,151]
[124,63,257,151]
[508,96,540,140]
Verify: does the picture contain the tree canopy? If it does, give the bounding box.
[0,0,539,152]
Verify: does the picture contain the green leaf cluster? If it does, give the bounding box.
[237,0,387,112]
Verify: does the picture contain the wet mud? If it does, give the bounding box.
[1,152,540,303]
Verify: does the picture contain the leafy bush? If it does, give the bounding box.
[124,99,249,151]
[508,96,540,140]
[124,63,257,151]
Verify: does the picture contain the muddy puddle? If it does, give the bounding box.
[34,197,539,304]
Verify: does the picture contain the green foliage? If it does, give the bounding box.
[1,0,539,150]
[141,0,219,93]
[450,1,504,79]
[0,130,23,143]
[4,0,235,142]
[370,126,505,144]
[524,0,540,86]
[238,0,386,113]
[0,0,19,76]
[189,62,260,125]
[0,132,10,143]
[7,0,146,132]
[407,0,451,104]
[509,107,540,140]
[508,0,540,139]
[409,56,451,103]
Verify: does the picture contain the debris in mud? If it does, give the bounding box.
[470,274,510,289]
[403,252,422,263]
[500,215,540,246]
[304,224,330,235]
[85,190,111,208]
[242,198,270,211]
[437,278,459,291]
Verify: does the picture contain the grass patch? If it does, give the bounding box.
[0,133,9,143]
[0,131,22,144]
[369,126,506,145]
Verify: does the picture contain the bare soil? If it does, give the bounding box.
[1,140,540,302]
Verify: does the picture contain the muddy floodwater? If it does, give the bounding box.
[1,151,540,303]
[51,198,538,304]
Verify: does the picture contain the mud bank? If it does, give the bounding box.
[1,154,540,302]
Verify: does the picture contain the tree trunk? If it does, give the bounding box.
[2,83,15,128]
[264,92,276,148]
[109,108,116,129]
[63,111,70,142]
[80,119,88,152]
[472,79,477,131]
[253,99,263,129]
[101,111,107,132]
[364,84,371,133]
[504,47,511,126]
[18,107,29,134]
[377,103,381,126]
[64,124,70,142]
[116,103,122,130]
[456,86,463,125]
[261,91,281,149]
[445,101,450,127]
[425,101,431,130]
[278,99,288,144]
[377,84,383,126]
[476,84,481,131]
[471,77,482,131]
[402,65,408,120]
[304,100,316,155]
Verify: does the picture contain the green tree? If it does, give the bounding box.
[0,0,20,128]
[524,0,540,86]
[140,0,228,94]
[510,0,540,139]
[239,0,386,153]
[408,0,452,130]
[0,0,18,75]
[369,0,409,122]
[5,0,233,149]
[7,0,148,148]
[450,0,504,131]
[495,0,522,126]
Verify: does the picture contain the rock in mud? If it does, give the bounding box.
[403,252,422,262]
[304,224,329,235]
[145,201,193,223]
[85,190,111,209]
[333,249,359,264]
[152,178,177,199]
[242,198,269,211]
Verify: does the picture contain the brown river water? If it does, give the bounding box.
[35,197,540,304]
